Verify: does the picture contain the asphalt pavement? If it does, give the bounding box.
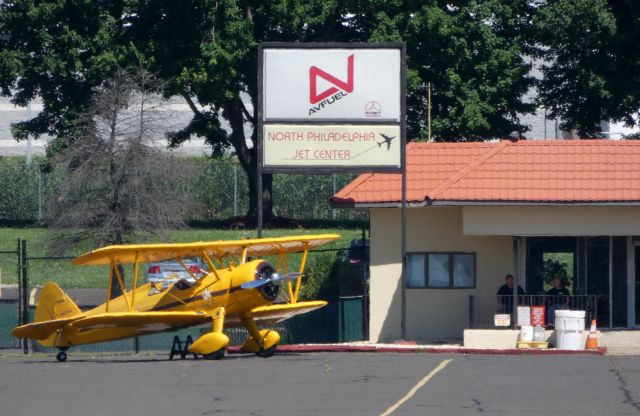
[0,352,639,416]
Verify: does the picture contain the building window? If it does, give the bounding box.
[406,252,476,289]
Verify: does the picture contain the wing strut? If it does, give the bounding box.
[292,244,309,304]
[110,257,132,312]
[131,252,140,311]
[241,247,248,264]
[175,256,198,281]
[106,266,113,312]
[200,250,220,282]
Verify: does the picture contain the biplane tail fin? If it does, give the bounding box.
[12,282,83,345]
[34,282,83,323]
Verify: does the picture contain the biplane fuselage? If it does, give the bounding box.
[54,261,270,347]
[13,235,339,361]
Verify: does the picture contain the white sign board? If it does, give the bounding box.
[517,306,531,327]
[259,43,404,172]
[263,124,401,168]
[263,48,401,121]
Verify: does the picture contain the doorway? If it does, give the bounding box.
[636,244,640,326]
[525,236,629,328]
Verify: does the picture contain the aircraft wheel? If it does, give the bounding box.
[203,348,226,360]
[256,346,277,358]
[56,351,67,362]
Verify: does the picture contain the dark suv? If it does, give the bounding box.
[347,238,369,267]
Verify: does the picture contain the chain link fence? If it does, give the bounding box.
[0,164,46,222]
[0,161,365,223]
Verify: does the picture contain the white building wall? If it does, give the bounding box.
[463,206,640,236]
[369,206,512,342]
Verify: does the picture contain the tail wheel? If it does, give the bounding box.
[256,346,277,358]
[56,351,67,362]
[203,348,226,360]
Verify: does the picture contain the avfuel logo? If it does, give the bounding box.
[308,54,354,115]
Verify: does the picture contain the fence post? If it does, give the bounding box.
[17,239,22,328]
[21,239,29,354]
[233,163,238,217]
[332,174,336,220]
[38,170,43,221]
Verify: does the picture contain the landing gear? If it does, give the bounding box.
[203,348,226,360]
[240,314,280,358]
[256,346,277,358]
[188,307,229,360]
[56,349,68,362]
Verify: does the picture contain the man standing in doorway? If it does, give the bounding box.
[497,274,525,314]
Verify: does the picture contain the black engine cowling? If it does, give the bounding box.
[255,262,279,301]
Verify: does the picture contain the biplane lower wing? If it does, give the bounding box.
[68,311,211,332]
[250,300,328,325]
[12,316,84,340]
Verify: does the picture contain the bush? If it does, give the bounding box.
[298,252,366,300]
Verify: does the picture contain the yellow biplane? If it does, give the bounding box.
[13,234,339,362]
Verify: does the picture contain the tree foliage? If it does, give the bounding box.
[369,0,536,140]
[0,0,128,145]
[2,0,539,219]
[535,0,640,136]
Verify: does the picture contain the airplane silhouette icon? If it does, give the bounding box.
[377,134,395,150]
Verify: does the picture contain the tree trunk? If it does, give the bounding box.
[245,163,273,223]
[224,97,273,222]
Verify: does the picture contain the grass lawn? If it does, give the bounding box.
[0,227,364,289]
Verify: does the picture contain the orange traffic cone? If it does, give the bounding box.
[585,319,599,350]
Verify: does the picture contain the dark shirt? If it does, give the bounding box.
[497,284,525,312]
[497,284,525,298]
[546,287,570,305]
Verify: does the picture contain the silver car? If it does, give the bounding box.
[146,258,208,288]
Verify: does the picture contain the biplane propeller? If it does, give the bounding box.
[240,272,302,289]
[12,234,340,362]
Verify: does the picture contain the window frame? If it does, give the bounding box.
[406,251,477,289]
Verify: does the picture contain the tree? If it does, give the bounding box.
[366,0,536,140]
[0,0,128,146]
[534,0,640,136]
[2,0,537,222]
[44,68,192,251]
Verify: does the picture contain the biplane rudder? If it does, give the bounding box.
[34,282,83,323]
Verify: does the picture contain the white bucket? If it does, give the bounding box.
[555,310,585,350]
[532,326,546,342]
[519,325,533,341]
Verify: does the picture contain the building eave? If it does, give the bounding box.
[331,200,640,209]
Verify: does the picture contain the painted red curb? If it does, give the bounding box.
[227,345,607,355]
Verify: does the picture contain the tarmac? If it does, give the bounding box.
[3,352,638,416]
[226,342,608,356]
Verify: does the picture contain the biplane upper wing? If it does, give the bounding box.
[250,300,328,325]
[72,234,340,266]
[13,316,84,340]
[67,311,211,331]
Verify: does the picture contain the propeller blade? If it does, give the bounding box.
[240,279,269,289]
[283,272,302,280]
[241,272,303,289]
[272,272,302,286]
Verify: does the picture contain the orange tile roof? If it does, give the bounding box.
[331,140,640,205]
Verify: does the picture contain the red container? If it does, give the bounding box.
[531,306,545,327]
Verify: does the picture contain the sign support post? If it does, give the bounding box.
[257,42,406,338]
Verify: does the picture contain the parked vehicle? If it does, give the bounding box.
[146,258,208,287]
[347,238,369,268]
[338,238,371,296]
